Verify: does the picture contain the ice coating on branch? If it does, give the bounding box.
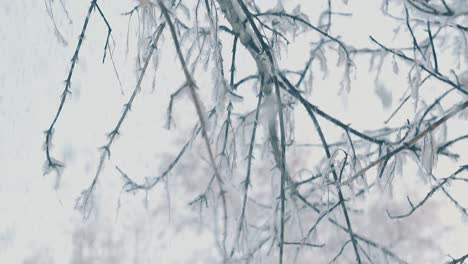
[217,0,273,84]
[409,66,422,111]
[137,0,152,6]
[270,0,285,13]
[260,89,278,131]
[206,1,229,115]
[210,66,228,114]
[459,70,468,87]
[375,82,393,109]
[375,144,400,195]
[457,106,468,120]
[217,0,257,51]
[339,63,352,94]
[421,132,437,174]
[392,56,399,74]
[354,159,370,196]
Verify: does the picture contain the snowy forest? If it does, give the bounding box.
[1,0,468,263]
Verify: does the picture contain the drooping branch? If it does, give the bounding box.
[387,165,467,219]
[438,134,468,153]
[157,1,229,258]
[44,0,98,174]
[253,11,351,64]
[303,104,362,264]
[280,73,388,145]
[342,100,468,186]
[370,36,468,96]
[294,191,407,263]
[232,77,264,257]
[74,24,166,218]
[158,0,222,185]
[447,253,468,264]
[215,0,289,262]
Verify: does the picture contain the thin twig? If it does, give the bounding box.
[158,1,228,257]
[342,100,468,186]
[427,20,439,73]
[74,24,166,217]
[370,36,468,96]
[44,0,98,174]
[387,165,467,219]
[232,77,264,257]
[304,107,362,263]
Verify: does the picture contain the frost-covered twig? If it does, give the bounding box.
[236,2,289,261]
[166,83,188,129]
[75,24,166,217]
[45,0,70,45]
[215,0,289,261]
[295,39,329,88]
[303,201,340,241]
[328,239,351,264]
[94,3,112,63]
[157,0,228,257]
[295,191,407,263]
[280,74,388,145]
[370,36,468,96]
[438,134,468,153]
[232,77,264,257]
[117,107,218,193]
[387,165,467,219]
[416,87,456,134]
[44,0,98,175]
[407,0,455,16]
[342,100,468,186]
[303,105,362,263]
[254,11,351,64]
[283,241,324,248]
[446,252,468,264]
[158,0,222,186]
[429,172,468,217]
[427,21,439,74]
[404,7,425,60]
